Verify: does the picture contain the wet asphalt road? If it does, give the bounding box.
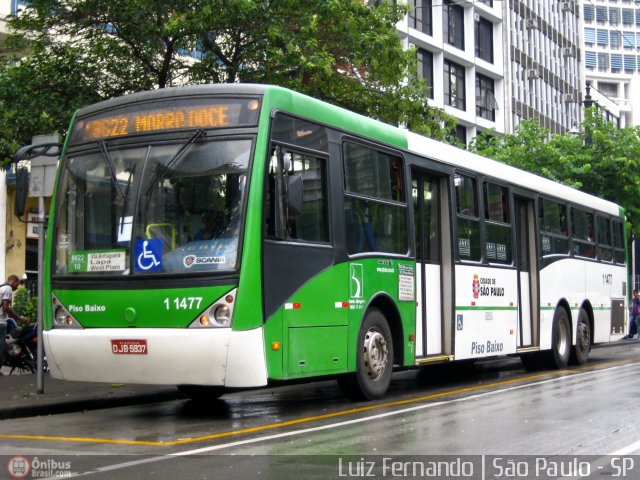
[1,342,640,479]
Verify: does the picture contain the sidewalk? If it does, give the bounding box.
[0,370,183,419]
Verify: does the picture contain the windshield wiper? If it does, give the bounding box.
[144,129,205,197]
[98,140,125,198]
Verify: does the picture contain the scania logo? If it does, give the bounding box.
[183,255,197,268]
[183,255,226,268]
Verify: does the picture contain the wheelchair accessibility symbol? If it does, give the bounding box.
[135,239,163,272]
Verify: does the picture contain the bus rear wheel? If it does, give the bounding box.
[338,308,394,401]
[570,308,591,365]
[177,385,225,401]
[545,306,571,369]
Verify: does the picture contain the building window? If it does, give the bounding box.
[598,53,609,71]
[417,48,434,99]
[623,32,635,49]
[598,82,617,98]
[596,6,607,23]
[475,17,493,63]
[584,4,594,22]
[443,0,464,50]
[623,9,633,26]
[597,29,609,46]
[476,74,496,121]
[585,28,596,46]
[444,59,466,110]
[611,53,623,72]
[609,8,620,25]
[409,0,432,36]
[624,55,636,72]
[455,125,467,147]
[610,31,621,48]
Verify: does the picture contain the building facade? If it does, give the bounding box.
[506,0,583,135]
[583,0,640,127]
[398,0,506,145]
[399,0,585,141]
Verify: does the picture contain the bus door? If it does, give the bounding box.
[514,196,539,348]
[412,170,451,357]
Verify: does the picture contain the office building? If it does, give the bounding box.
[399,0,584,142]
[583,0,640,127]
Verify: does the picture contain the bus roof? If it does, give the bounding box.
[74,83,622,217]
[406,133,621,217]
[262,86,620,218]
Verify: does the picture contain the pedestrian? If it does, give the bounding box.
[0,274,27,331]
[622,289,640,339]
[0,274,26,373]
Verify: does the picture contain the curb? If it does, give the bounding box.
[0,389,184,420]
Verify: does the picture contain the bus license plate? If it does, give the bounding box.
[111,339,148,355]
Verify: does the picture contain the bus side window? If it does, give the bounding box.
[454,174,481,261]
[265,146,329,244]
[342,142,408,255]
[596,216,613,262]
[612,220,625,264]
[538,198,569,257]
[483,182,512,264]
[571,208,595,258]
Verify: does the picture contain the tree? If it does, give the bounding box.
[469,111,640,235]
[0,0,455,165]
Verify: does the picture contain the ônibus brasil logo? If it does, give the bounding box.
[7,456,30,479]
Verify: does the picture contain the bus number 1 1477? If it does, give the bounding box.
[163,297,203,310]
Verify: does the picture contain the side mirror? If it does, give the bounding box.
[14,167,29,218]
[286,174,303,216]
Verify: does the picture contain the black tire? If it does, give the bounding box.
[545,306,571,369]
[337,308,394,401]
[177,385,225,401]
[570,308,591,365]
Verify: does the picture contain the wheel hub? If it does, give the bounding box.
[363,328,388,381]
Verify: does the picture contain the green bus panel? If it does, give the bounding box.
[263,259,416,381]
[287,326,348,376]
[51,285,235,329]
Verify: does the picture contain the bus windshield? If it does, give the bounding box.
[53,136,252,276]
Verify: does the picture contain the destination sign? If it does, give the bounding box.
[71,97,261,142]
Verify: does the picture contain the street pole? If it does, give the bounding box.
[22,134,60,394]
[36,195,45,393]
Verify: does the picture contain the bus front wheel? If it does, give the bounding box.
[338,308,394,401]
[545,307,571,369]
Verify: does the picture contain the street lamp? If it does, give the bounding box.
[582,82,597,145]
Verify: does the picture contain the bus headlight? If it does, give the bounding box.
[213,305,231,326]
[188,288,236,328]
[51,296,83,329]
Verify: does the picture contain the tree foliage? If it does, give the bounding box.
[0,0,455,165]
[470,109,640,235]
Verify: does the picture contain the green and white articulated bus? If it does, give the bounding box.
[40,84,628,401]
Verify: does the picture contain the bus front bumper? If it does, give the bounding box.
[44,327,268,387]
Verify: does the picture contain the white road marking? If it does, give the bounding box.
[43,362,639,479]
